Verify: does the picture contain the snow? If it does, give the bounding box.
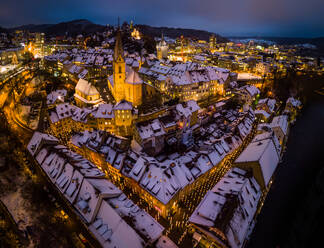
[286,97,301,108]
[189,168,261,248]
[254,109,270,119]
[125,69,143,85]
[271,115,288,136]
[28,132,163,247]
[235,137,279,187]
[114,100,133,110]
[89,199,144,248]
[93,104,114,119]
[76,78,100,96]
[237,73,262,80]
[108,195,164,242]
[156,236,178,248]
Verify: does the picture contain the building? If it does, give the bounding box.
[67,105,255,218]
[189,168,261,248]
[236,85,260,105]
[234,136,280,190]
[108,29,143,107]
[134,119,166,156]
[27,132,164,248]
[255,62,271,76]
[165,65,230,101]
[156,34,169,60]
[270,115,289,145]
[255,98,276,121]
[74,78,103,107]
[0,47,24,65]
[209,35,217,50]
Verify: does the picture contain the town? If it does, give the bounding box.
[0,18,322,248]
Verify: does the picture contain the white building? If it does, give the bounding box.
[234,136,280,190]
[270,115,289,145]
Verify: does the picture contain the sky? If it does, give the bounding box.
[1,0,324,37]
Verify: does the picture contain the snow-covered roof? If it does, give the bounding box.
[108,194,164,242]
[89,199,144,248]
[76,78,100,96]
[270,115,288,136]
[254,109,270,119]
[93,104,114,119]
[235,137,279,187]
[114,100,133,110]
[46,89,67,105]
[136,119,166,140]
[241,85,260,97]
[27,132,58,156]
[125,69,143,85]
[189,168,261,248]
[156,236,178,248]
[286,97,301,108]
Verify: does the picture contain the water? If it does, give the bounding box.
[248,91,324,248]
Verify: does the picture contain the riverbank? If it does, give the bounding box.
[248,86,324,247]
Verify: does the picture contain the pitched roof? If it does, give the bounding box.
[125,69,143,85]
[76,78,99,96]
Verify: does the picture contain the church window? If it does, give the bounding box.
[119,66,122,73]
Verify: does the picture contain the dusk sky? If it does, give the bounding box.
[1,0,324,37]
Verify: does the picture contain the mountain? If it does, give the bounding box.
[8,19,227,41]
[136,24,228,42]
[229,36,324,46]
[9,19,106,36]
[0,26,8,33]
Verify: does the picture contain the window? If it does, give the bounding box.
[119,66,122,73]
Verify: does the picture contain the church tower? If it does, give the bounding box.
[113,29,126,102]
[156,33,168,60]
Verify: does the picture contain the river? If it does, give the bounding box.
[248,87,324,247]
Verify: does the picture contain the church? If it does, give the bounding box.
[108,29,143,107]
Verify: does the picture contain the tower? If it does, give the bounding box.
[113,29,126,102]
[156,34,168,60]
[209,35,217,49]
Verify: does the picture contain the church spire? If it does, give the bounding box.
[114,27,124,62]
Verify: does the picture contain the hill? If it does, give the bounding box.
[9,19,106,36]
[8,19,227,41]
[136,24,227,42]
